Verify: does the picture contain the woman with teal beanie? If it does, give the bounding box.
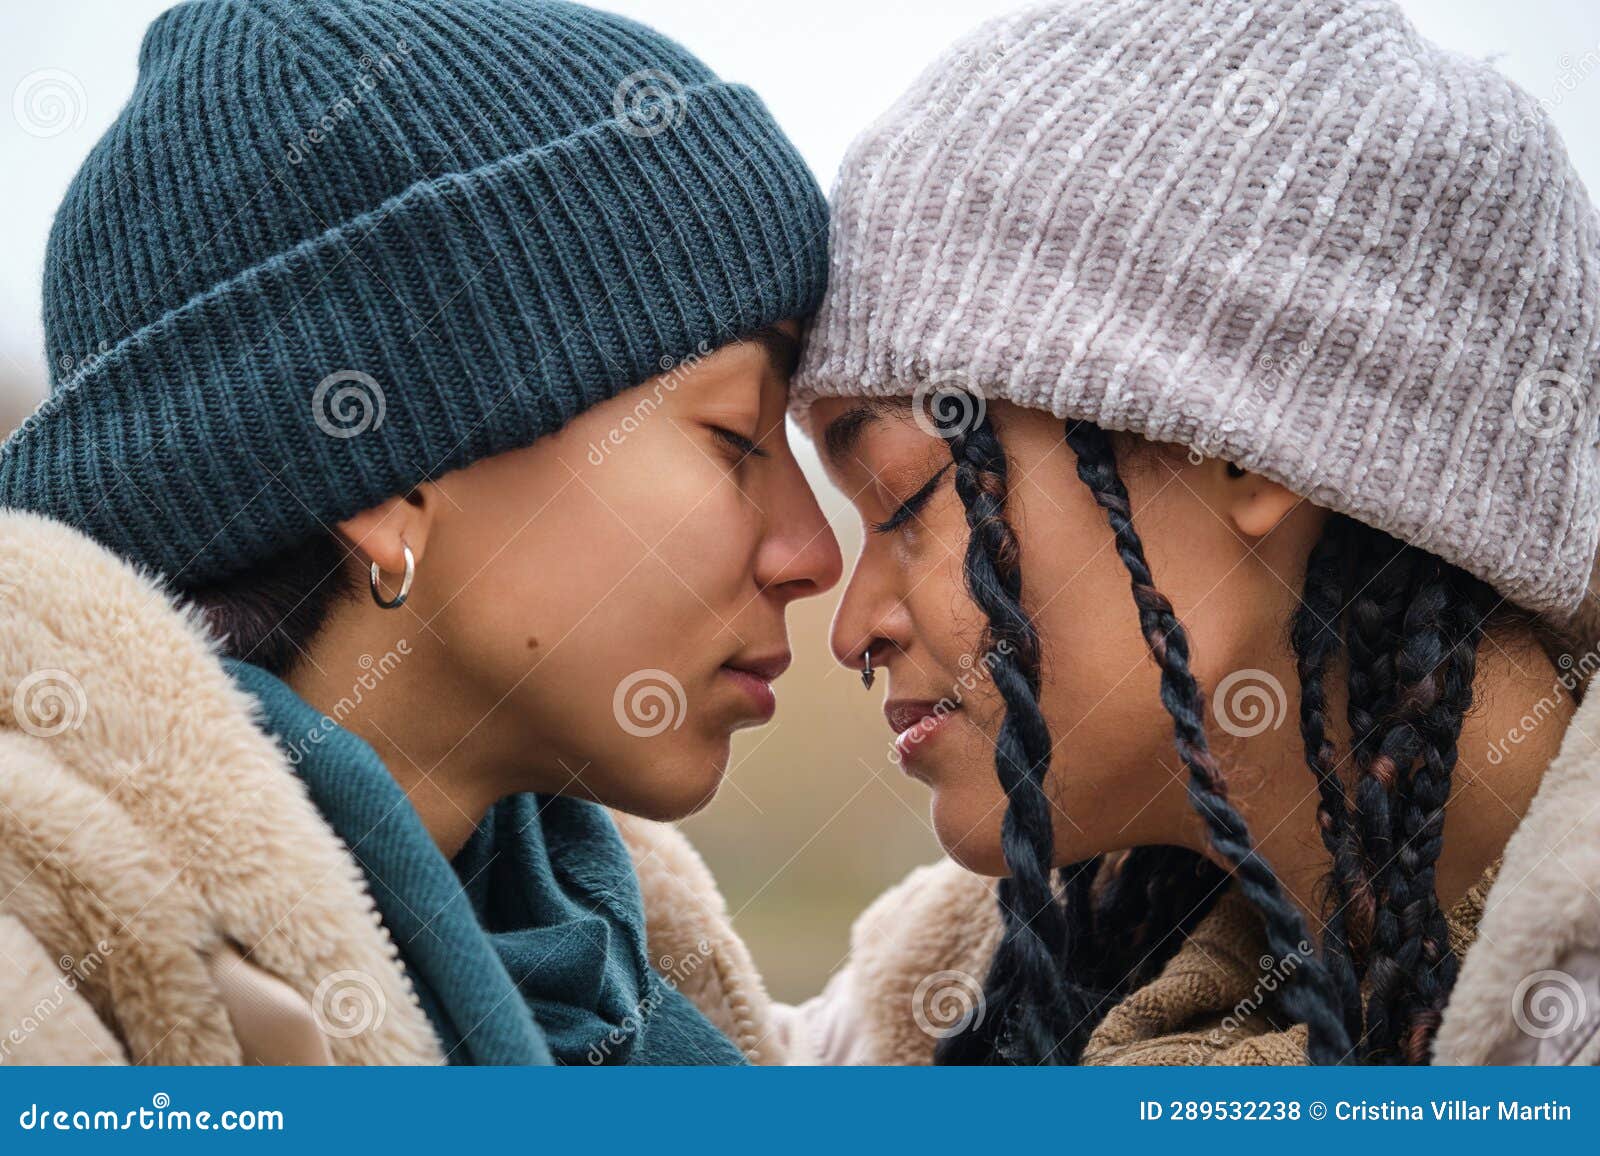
[0,0,839,1065]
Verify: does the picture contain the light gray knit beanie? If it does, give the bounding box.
[793,0,1600,617]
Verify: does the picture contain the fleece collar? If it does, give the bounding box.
[1434,671,1600,1063]
[0,510,441,1064]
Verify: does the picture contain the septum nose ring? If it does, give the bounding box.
[861,647,875,690]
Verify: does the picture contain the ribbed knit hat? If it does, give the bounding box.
[794,0,1600,617]
[2,0,827,586]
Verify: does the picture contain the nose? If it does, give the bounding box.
[828,543,905,673]
[754,451,843,605]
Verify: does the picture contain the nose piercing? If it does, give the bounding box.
[861,647,875,690]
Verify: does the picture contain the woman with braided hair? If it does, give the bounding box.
[776,0,1600,1066]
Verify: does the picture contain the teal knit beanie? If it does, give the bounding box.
[1,0,828,585]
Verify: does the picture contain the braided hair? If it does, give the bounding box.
[935,409,1565,1065]
[1291,514,1499,1062]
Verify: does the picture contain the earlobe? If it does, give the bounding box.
[335,486,436,574]
[1227,470,1303,539]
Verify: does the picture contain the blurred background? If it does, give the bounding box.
[5,0,1600,1001]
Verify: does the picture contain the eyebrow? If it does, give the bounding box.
[741,324,801,378]
[821,397,914,464]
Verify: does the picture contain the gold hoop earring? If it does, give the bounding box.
[369,542,414,610]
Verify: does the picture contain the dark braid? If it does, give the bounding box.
[1389,576,1489,1061]
[933,414,1097,1063]
[1291,514,1498,1063]
[1338,527,1414,1042]
[1064,419,1353,1064]
[1377,572,1468,1060]
[1087,845,1226,992]
[1289,525,1366,1041]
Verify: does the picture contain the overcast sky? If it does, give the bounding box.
[5,0,1600,410]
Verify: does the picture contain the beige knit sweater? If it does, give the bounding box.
[778,856,1499,1066]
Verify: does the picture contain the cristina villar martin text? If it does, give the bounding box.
[1339,1100,1571,1122]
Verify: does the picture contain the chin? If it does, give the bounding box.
[607,739,729,822]
[930,792,1009,877]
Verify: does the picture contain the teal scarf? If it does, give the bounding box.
[226,661,745,1067]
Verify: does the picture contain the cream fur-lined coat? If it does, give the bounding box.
[0,511,782,1065]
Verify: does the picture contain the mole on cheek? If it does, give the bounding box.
[526,636,539,650]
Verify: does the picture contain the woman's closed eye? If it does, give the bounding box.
[711,425,769,464]
[870,463,952,535]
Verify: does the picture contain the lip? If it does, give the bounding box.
[718,652,791,723]
[723,652,792,682]
[885,699,956,767]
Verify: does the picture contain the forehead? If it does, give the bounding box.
[814,396,915,465]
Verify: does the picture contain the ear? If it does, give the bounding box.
[335,484,438,574]
[1221,466,1303,539]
